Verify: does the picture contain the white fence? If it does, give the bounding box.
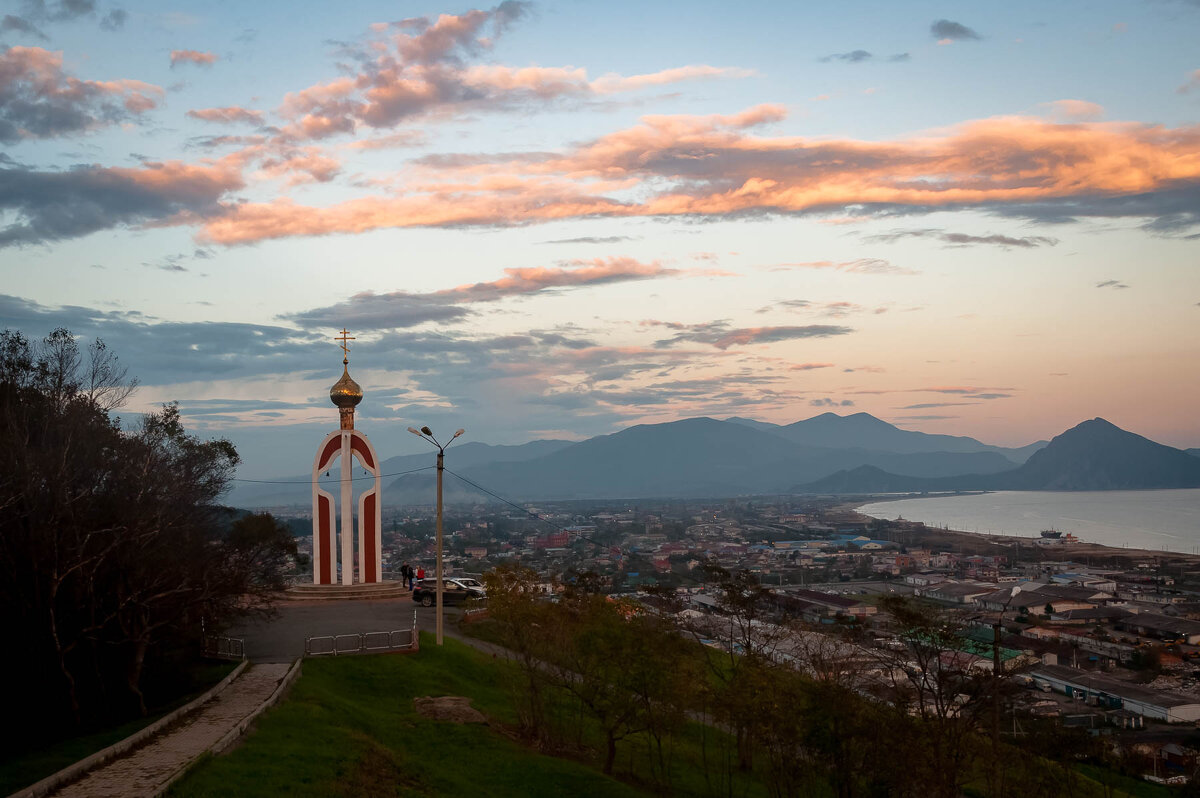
[202,635,245,660]
[304,612,419,656]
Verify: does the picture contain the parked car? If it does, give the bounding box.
[411,577,486,607]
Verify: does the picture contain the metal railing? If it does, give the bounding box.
[202,635,245,660]
[305,611,419,656]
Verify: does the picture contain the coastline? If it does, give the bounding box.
[836,495,1200,565]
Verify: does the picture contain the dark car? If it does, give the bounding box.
[411,577,486,607]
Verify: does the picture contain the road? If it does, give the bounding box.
[229,598,452,662]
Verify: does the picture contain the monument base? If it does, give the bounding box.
[283,581,409,602]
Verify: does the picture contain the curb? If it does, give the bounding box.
[150,658,303,797]
[210,658,301,757]
[11,660,249,798]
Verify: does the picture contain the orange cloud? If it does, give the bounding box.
[198,109,1200,245]
[170,50,217,68]
[436,257,679,302]
[186,106,265,125]
[274,7,752,140]
[0,47,163,141]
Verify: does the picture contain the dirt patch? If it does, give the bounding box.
[337,742,422,798]
[413,696,487,724]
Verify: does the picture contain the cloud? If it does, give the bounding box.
[821,50,873,63]
[285,257,684,329]
[99,8,126,30]
[846,385,1014,398]
[0,46,164,143]
[3,1,124,35]
[648,319,854,350]
[540,235,636,245]
[442,257,682,302]
[170,50,217,68]
[186,106,265,125]
[1179,69,1200,94]
[277,5,751,140]
[0,158,243,247]
[895,402,978,409]
[811,397,854,407]
[0,293,839,446]
[790,362,834,370]
[342,130,426,150]
[772,258,917,276]
[920,385,1007,395]
[862,228,1058,248]
[818,51,909,64]
[0,293,324,385]
[931,19,981,42]
[2,14,48,40]
[195,107,1200,245]
[1095,279,1129,289]
[1041,99,1104,122]
[762,299,877,317]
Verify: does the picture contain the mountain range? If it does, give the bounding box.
[799,418,1200,494]
[226,413,1200,506]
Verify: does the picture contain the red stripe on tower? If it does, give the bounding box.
[364,491,377,582]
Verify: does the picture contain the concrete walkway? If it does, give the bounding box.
[49,663,291,798]
[231,597,423,662]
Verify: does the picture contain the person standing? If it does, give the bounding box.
[401,562,412,590]
[416,565,425,583]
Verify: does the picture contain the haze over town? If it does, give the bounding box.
[1,0,1197,477]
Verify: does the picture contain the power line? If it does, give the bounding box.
[231,465,434,485]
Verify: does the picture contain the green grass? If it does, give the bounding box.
[168,636,658,798]
[0,660,237,797]
[1074,763,1176,798]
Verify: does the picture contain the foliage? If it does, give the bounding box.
[0,328,295,743]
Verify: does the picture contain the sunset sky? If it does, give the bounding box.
[1,0,1198,477]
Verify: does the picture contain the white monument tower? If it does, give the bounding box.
[310,329,383,585]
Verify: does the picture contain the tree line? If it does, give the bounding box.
[481,562,1166,798]
[0,329,296,745]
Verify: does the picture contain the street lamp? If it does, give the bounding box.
[992,584,1022,793]
[408,425,464,646]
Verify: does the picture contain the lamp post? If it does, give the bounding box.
[992,584,1022,793]
[408,425,465,646]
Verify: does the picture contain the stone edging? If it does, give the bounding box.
[150,657,303,798]
[11,660,249,798]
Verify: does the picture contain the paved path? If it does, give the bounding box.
[231,598,426,662]
[50,663,291,798]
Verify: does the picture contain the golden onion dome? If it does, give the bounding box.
[329,365,363,409]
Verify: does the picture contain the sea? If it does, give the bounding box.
[855,489,1200,553]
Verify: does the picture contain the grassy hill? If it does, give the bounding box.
[166,635,763,798]
[166,630,1173,798]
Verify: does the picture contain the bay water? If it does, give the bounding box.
[856,489,1200,553]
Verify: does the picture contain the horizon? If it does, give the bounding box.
[0,1,1197,478]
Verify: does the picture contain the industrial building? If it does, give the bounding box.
[1031,664,1200,724]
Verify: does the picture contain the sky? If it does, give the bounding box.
[1,0,1198,478]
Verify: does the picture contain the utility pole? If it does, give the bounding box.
[993,585,1021,795]
[408,425,465,646]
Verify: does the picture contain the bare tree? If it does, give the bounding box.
[0,328,293,737]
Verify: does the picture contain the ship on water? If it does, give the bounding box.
[1039,529,1079,543]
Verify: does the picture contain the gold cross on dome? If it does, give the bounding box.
[335,328,355,361]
